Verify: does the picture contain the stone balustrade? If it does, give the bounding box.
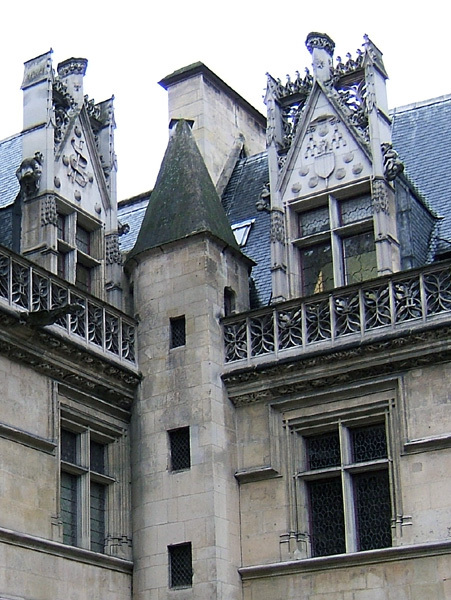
[0,247,136,365]
[223,261,451,365]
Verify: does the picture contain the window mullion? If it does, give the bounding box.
[339,423,357,553]
[79,431,91,549]
[329,196,344,287]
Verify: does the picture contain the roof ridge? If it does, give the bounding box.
[391,93,451,115]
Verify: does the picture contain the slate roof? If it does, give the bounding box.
[128,120,239,261]
[118,191,151,253]
[392,95,451,253]
[0,133,22,208]
[222,151,272,307]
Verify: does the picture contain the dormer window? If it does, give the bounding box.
[294,191,377,296]
[56,205,101,295]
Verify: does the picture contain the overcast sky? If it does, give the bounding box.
[0,2,448,200]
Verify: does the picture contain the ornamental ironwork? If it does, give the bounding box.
[223,261,451,364]
[0,247,136,365]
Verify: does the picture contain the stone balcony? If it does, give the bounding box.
[0,245,136,367]
[222,260,451,371]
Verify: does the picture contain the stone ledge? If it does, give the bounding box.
[0,526,133,574]
[404,433,451,454]
[0,421,56,454]
[239,539,451,580]
[235,466,281,484]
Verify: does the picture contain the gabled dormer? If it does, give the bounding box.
[17,51,122,307]
[265,33,403,302]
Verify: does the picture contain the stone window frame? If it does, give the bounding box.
[289,184,376,296]
[59,410,125,555]
[282,382,404,560]
[168,427,191,472]
[168,542,193,588]
[56,201,102,294]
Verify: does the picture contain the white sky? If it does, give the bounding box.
[0,1,448,200]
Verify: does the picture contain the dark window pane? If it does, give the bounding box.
[299,206,330,237]
[57,253,66,279]
[169,427,191,471]
[61,472,77,545]
[76,226,90,254]
[90,481,106,553]
[61,429,78,464]
[169,542,192,588]
[57,214,66,240]
[308,478,346,557]
[76,263,91,292]
[90,441,105,474]
[354,470,391,551]
[170,316,186,348]
[351,424,387,462]
[306,431,341,469]
[301,243,334,296]
[340,195,372,225]
[343,231,377,285]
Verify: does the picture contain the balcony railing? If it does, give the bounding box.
[0,247,136,365]
[223,261,451,365]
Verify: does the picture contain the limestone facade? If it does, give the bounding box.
[1,31,451,600]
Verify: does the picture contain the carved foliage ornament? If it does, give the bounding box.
[41,196,58,226]
[270,210,285,244]
[106,234,122,265]
[372,179,390,215]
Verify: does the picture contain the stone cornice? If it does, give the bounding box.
[0,309,140,410]
[223,324,451,406]
[0,526,133,574]
[239,539,451,580]
[0,420,56,454]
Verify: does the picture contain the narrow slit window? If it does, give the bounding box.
[169,427,191,471]
[169,542,192,588]
[170,316,186,348]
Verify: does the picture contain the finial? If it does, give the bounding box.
[305,32,335,57]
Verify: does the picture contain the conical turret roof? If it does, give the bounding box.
[128,120,239,260]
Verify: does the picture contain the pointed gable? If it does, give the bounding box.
[129,120,239,259]
[280,82,373,200]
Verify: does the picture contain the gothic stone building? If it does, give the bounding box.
[1,33,451,600]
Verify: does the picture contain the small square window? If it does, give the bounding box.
[170,316,186,348]
[169,427,191,471]
[168,542,192,588]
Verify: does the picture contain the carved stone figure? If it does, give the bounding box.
[382,142,404,181]
[16,152,43,198]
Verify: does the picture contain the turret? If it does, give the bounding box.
[127,120,251,599]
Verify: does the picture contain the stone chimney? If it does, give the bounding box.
[57,58,88,107]
[306,32,335,83]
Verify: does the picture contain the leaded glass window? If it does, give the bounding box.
[60,426,111,553]
[300,243,334,296]
[61,471,77,545]
[299,206,330,237]
[169,427,191,471]
[299,420,392,557]
[343,232,377,285]
[295,191,376,294]
[169,542,193,588]
[308,478,346,556]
